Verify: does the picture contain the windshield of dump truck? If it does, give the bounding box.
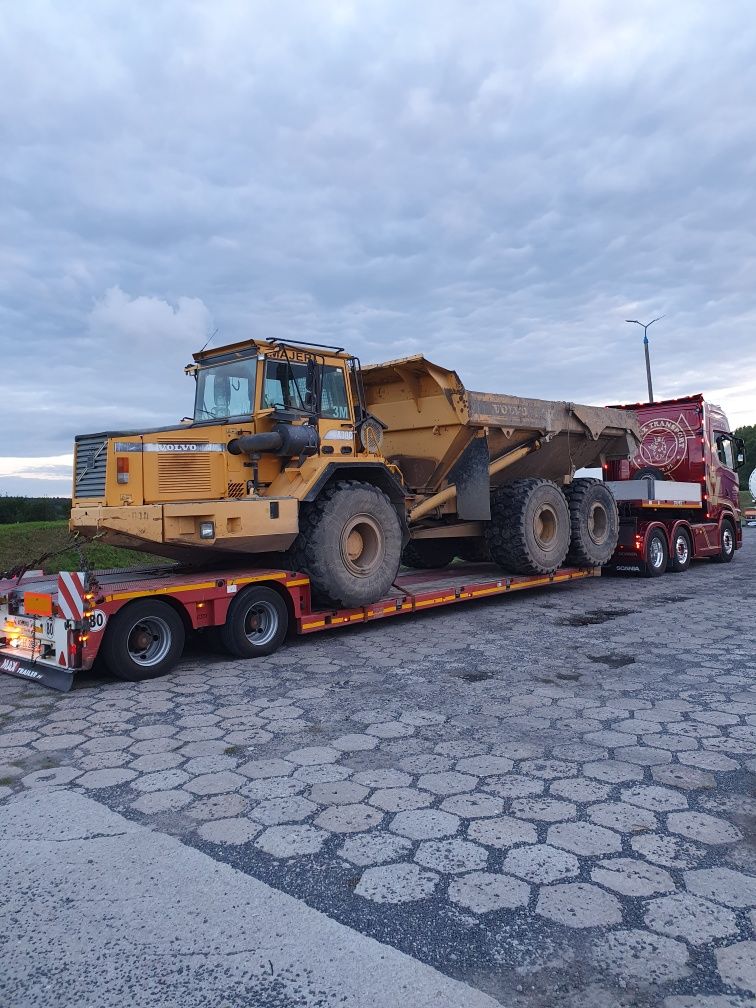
[194,359,257,420]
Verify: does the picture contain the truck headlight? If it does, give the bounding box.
[199,521,215,540]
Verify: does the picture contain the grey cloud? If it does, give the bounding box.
[2,0,756,473]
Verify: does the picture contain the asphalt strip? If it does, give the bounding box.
[0,789,502,1008]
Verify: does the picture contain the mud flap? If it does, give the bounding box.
[448,436,491,520]
[0,654,74,692]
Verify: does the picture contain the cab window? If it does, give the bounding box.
[262,360,308,411]
[195,360,256,420]
[716,433,735,469]
[320,365,350,419]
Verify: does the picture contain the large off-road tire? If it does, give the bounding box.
[564,478,619,567]
[457,539,490,563]
[288,480,402,608]
[101,599,185,681]
[402,539,457,569]
[485,478,570,575]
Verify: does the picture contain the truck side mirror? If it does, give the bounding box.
[735,437,747,469]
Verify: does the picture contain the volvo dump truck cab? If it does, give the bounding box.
[71,339,640,608]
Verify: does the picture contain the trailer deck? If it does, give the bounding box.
[0,562,599,691]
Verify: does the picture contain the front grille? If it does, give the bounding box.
[157,451,212,497]
[74,435,108,498]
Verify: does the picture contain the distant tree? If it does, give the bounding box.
[734,425,756,492]
[0,497,71,523]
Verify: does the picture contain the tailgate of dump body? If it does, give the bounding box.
[362,354,640,491]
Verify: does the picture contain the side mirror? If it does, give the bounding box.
[735,437,747,469]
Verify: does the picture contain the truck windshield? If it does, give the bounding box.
[194,359,257,420]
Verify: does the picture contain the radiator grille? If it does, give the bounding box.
[157,451,213,497]
[74,435,108,498]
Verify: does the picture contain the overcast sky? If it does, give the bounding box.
[2,0,755,496]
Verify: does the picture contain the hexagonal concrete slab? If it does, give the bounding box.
[593,928,690,984]
[467,816,537,849]
[448,872,530,914]
[684,867,756,909]
[502,844,580,884]
[414,839,488,874]
[355,862,438,904]
[338,831,412,867]
[547,821,622,856]
[591,858,675,897]
[644,892,739,945]
[536,882,622,928]
[389,809,461,841]
[315,803,384,833]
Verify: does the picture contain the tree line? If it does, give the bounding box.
[735,425,756,491]
[0,497,71,524]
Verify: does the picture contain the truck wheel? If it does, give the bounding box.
[220,586,288,658]
[643,530,668,577]
[564,478,619,567]
[101,599,185,681]
[486,478,570,575]
[715,519,736,563]
[635,466,666,485]
[290,480,402,607]
[457,539,490,562]
[669,528,692,572]
[402,540,457,569]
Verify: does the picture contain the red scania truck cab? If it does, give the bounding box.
[604,395,746,576]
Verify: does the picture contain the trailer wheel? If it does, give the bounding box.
[714,519,736,563]
[669,528,692,573]
[289,480,402,607]
[220,586,288,658]
[402,539,457,569]
[564,478,619,566]
[486,478,570,575]
[101,600,185,681]
[643,530,668,577]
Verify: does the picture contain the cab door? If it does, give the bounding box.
[317,363,357,458]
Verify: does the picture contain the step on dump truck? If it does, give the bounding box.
[605,395,746,575]
[70,339,640,608]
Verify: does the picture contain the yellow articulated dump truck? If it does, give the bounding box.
[71,338,640,608]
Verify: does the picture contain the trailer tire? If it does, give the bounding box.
[220,586,288,658]
[714,519,736,563]
[564,478,619,567]
[288,480,402,608]
[643,529,668,577]
[486,478,570,575]
[402,539,457,569]
[669,527,692,573]
[101,599,185,681]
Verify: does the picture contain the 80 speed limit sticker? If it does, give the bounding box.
[87,610,108,632]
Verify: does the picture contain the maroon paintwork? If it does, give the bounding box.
[606,395,743,571]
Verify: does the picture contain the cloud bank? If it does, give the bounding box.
[2,0,755,495]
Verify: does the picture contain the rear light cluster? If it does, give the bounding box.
[117,457,129,484]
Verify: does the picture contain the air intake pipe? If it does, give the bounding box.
[227,424,319,458]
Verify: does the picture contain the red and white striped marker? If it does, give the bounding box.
[56,571,87,621]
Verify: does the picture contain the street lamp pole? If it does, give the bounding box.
[625,316,665,402]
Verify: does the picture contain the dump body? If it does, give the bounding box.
[362,355,640,496]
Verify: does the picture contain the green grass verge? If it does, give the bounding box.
[0,521,170,575]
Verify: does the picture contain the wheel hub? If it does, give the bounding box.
[534,504,558,550]
[340,514,384,576]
